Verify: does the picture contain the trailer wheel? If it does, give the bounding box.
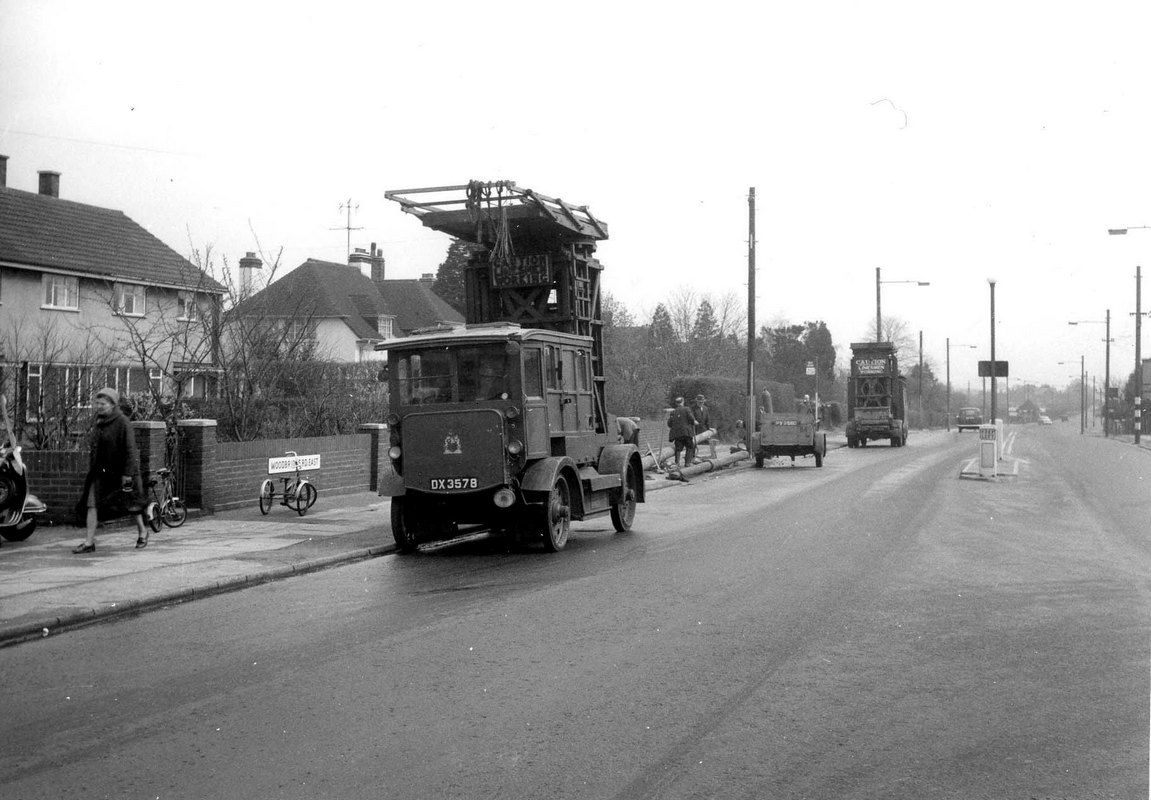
[610,465,637,532]
[390,497,420,553]
[815,451,823,468]
[540,476,571,552]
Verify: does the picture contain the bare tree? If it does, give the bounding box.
[0,315,118,448]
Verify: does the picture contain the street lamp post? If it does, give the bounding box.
[1059,357,1086,434]
[875,267,930,342]
[1068,311,1111,436]
[989,278,998,424]
[946,338,977,431]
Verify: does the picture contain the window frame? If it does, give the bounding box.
[177,291,200,322]
[115,282,147,317]
[41,274,79,311]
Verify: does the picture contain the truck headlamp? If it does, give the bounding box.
[506,439,524,456]
[505,406,520,420]
[388,446,402,460]
[385,413,401,427]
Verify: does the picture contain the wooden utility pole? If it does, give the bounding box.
[747,188,756,448]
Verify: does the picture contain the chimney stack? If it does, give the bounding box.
[238,251,263,297]
[38,170,60,198]
[348,247,372,278]
[0,155,7,188]
[370,242,386,283]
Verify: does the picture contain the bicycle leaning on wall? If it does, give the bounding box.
[145,467,188,534]
[259,451,319,517]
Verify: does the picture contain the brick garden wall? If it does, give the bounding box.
[20,449,88,525]
[21,421,388,523]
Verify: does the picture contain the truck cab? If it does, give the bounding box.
[379,324,642,552]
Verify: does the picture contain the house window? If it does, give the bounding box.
[178,291,199,321]
[115,283,146,316]
[378,316,394,338]
[42,274,79,310]
[71,366,96,409]
[285,320,317,344]
[113,366,132,397]
[181,374,208,399]
[149,368,164,396]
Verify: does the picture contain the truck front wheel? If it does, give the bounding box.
[390,497,420,553]
[754,452,765,468]
[610,466,637,532]
[541,477,571,552]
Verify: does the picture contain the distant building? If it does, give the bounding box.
[0,154,225,431]
[235,244,463,363]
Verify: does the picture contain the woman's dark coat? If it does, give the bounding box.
[77,408,144,522]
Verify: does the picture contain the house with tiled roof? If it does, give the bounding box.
[237,244,463,363]
[0,155,225,436]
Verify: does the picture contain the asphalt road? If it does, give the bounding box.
[2,425,1148,799]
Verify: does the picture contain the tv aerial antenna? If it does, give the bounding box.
[332,199,364,259]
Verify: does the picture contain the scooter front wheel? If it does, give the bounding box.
[0,516,37,542]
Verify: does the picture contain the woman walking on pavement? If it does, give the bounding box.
[72,388,149,554]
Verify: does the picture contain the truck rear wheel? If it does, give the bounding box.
[541,477,571,552]
[754,452,765,468]
[390,497,420,553]
[814,451,823,467]
[610,466,637,532]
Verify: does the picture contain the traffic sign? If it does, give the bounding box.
[977,360,1009,378]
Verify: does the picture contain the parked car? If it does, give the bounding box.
[1039,415,1052,425]
[956,407,983,431]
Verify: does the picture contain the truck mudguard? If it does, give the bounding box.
[597,444,646,504]
[520,456,579,494]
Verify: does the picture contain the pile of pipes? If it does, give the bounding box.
[640,429,749,481]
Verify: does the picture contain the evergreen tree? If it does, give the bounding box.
[648,303,677,346]
[432,238,477,314]
[691,299,718,341]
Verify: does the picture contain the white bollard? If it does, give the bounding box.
[978,423,998,478]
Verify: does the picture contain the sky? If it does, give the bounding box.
[3,0,1151,391]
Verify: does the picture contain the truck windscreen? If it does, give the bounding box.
[395,345,514,404]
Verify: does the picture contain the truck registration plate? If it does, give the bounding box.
[430,477,478,490]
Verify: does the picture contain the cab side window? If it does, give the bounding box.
[523,348,543,397]
[575,350,589,391]
[545,346,559,390]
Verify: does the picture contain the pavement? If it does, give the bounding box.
[0,490,399,648]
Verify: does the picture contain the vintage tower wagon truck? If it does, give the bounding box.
[377,181,644,552]
[845,341,908,448]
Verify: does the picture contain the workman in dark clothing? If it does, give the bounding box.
[690,394,716,460]
[616,415,641,446]
[667,396,697,468]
